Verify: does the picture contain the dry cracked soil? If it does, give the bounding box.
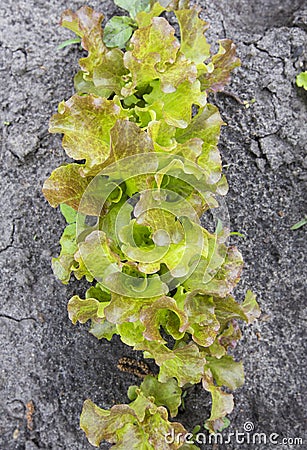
[0,0,306,449]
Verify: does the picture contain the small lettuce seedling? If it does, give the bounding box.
[296,71,307,90]
[43,1,260,448]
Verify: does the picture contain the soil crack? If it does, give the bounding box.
[0,314,37,323]
[0,217,22,253]
[253,42,286,65]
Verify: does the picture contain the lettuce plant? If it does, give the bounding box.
[43,1,260,448]
[296,71,307,90]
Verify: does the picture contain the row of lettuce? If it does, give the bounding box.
[43,1,260,448]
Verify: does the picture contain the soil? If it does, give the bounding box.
[0,1,306,449]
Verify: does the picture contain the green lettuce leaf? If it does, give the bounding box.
[50,205,88,283]
[42,164,90,210]
[100,198,131,245]
[147,119,175,151]
[68,295,102,324]
[128,375,182,417]
[115,0,152,19]
[86,284,111,302]
[105,270,168,299]
[142,79,206,129]
[43,165,123,217]
[50,221,78,283]
[81,48,127,97]
[140,296,189,342]
[104,16,136,49]
[110,119,154,161]
[156,54,197,95]
[74,230,120,285]
[103,119,157,194]
[175,104,224,185]
[117,321,146,346]
[213,295,248,328]
[61,6,105,73]
[104,292,157,324]
[132,201,208,278]
[67,283,112,325]
[123,17,197,94]
[218,320,242,350]
[81,401,138,447]
[209,386,233,420]
[175,103,223,150]
[296,71,307,90]
[206,340,226,359]
[66,284,115,339]
[90,319,118,340]
[61,6,127,97]
[206,355,244,390]
[60,203,78,223]
[134,192,185,241]
[123,17,179,87]
[158,0,190,9]
[80,395,187,448]
[49,95,123,171]
[242,290,261,323]
[183,245,243,298]
[51,254,77,284]
[117,209,189,276]
[136,2,166,28]
[168,138,203,163]
[138,341,206,386]
[202,369,234,433]
[153,160,220,216]
[175,8,210,65]
[184,292,220,347]
[204,386,234,433]
[73,70,103,97]
[199,39,240,92]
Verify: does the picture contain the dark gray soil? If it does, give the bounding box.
[0,1,306,449]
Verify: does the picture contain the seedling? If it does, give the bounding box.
[291,216,307,230]
[296,71,307,90]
